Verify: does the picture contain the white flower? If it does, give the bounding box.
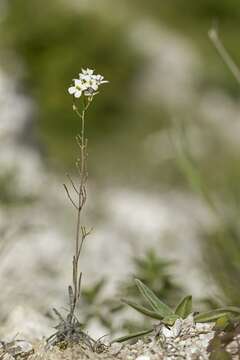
[79,68,95,82]
[82,68,94,76]
[69,68,108,98]
[84,77,99,93]
[94,74,109,85]
[68,79,87,98]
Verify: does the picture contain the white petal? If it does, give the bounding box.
[91,83,98,91]
[74,79,82,87]
[74,90,82,98]
[68,86,76,94]
[84,75,92,82]
[86,68,94,75]
[95,74,103,81]
[81,83,88,90]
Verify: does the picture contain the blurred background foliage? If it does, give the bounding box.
[1,0,240,187]
[176,139,240,306]
[1,0,240,332]
[2,0,240,185]
[1,0,144,181]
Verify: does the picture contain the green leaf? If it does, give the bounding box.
[111,329,153,343]
[208,336,232,360]
[175,295,192,319]
[135,279,173,317]
[194,307,240,323]
[122,299,163,320]
[214,315,230,331]
[162,314,180,326]
[209,350,232,360]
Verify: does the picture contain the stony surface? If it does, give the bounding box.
[114,316,215,360]
[1,0,240,343]
[2,317,238,360]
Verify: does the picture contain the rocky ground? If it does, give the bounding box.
[1,0,240,345]
[1,316,240,359]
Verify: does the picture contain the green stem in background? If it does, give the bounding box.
[209,27,240,85]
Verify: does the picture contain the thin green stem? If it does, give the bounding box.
[69,97,92,323]
[209,28,240,85]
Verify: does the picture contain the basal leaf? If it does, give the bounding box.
[175,295,192,319]
[122,299,163,320]
[135,279,173,317]
[214,315,230,331]
[162,314,180,326]
[209,350,232,360]
[194,307,240,323]
[112,329,153,343]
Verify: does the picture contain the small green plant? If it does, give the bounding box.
[114,279,240,342]
[79,250,184,334]
[110,249,184,334]
[120,249,183,308]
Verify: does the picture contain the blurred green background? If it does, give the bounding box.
[1,0,240,336]
[2,0,239,184]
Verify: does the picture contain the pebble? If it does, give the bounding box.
[4,340,33,358]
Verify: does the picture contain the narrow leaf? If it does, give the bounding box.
[194,307,240,323]
[122,299,163,320]
[52,308,64,322]
[209,350,232,360]
[175,295,192,319]
[162,314,180,326]
[135,279,173,317]
[68,285,74,311]
[111,329,153,343]
[77,272,82,300]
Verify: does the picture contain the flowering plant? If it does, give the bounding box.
[47,68,108,349]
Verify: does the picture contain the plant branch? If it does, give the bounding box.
[63,184,78,210]
[66,174,79,195]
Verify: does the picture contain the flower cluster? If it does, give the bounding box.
[68,68,108,98]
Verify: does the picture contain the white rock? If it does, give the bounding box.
[136,355,151,360]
